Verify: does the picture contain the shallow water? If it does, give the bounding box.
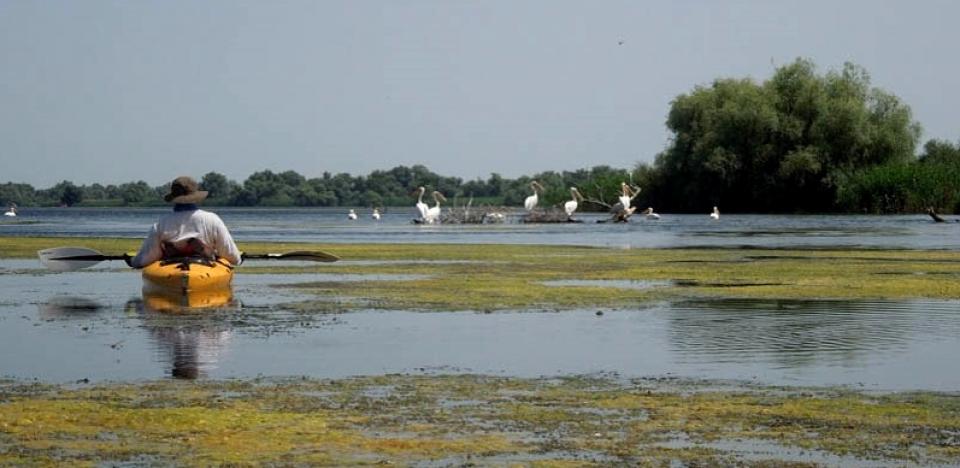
[2,207,958,249]
[4,208,960,389]
[1,263,958,390]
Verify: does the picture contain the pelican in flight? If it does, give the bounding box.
[372,208,381,220]
[424,191,446,224]
[347,209,358,220]
[3,205,15,217]
[642,207,660,220]
[413,186,429,221]
[710,206,720,220]
[524,181,544,211]
[564,187,583,217]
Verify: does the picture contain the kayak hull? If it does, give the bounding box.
[142,258,235,293]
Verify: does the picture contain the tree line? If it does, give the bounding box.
[3,58,960,214]
[0,165,636,211]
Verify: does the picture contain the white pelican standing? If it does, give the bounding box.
[424,191,446,224]
[609,182,637,219]
[618,182,633,211]
[3,205,15,217]
[710,206,720,220]
[414,186,429,221]
[347,209,358,220]
[642,207,660,220]
[524,181,544,211]
[372,208,381,220]
[564,187,583,217]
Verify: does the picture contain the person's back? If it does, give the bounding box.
[129,176,241,268]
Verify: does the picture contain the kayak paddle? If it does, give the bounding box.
[241,251,340,262]
[38,247,127,272]
[38,246,340,272]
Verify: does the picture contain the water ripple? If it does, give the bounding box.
[667,299,960,366]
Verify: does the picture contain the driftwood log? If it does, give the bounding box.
[584,183,642,223]
[521,209,583,223]
[433,197,510,224]
[926,207,957,223]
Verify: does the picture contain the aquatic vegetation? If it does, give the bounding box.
[276,245,960,310]
[4,238,960,464]
[0,375,957,465]
[6,237,960,310]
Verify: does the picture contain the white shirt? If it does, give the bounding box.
[131,208,241,268]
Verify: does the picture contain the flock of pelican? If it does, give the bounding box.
[2,191,717,223]
[383,182,720,224]
[342,181,722,223]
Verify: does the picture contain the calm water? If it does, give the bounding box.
[1,208,960,390]
[2,206,959,249]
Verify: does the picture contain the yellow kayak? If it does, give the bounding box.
[142,257,235,293]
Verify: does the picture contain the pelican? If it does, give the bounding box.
[372,208,381,220]
[347,209,358,220]
[424,191,446,224]
[564,187,583,217]
[482,212,505,223]
[3,205,15,217]
[710,206,720,220]
[618,182,634,211]
[642,207,660,220]
[609,183,637,220]
[524,181,544,211]
[414,186,429,221]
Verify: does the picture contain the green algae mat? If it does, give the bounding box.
[1,375,958,466]
[7,237,960,311]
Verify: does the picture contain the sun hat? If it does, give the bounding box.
[163,176,209,203]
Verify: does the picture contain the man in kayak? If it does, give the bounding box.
[127,176,242,268]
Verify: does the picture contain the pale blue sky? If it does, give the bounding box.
[1,0,958,187]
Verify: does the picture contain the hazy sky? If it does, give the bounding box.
[2,0,958,187]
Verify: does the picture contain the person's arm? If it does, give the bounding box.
[210,217,242,265]
[130,225,162,268]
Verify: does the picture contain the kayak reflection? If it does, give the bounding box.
[141,284,235,311]
[38,296,104,319]
[132,285,240,379]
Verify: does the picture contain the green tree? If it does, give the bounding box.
[241,170,292,206]
[647,58,920,212]
[0,182,36,206]
[839,138,960,213]
[118,181,155,205]
[200,172,233,200]
[50,181,83,207]
[918,139,960,165]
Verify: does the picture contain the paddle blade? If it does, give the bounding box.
[243,250,340,263]
[38,247,107,272]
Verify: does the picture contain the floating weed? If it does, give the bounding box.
[2,375,957,465]
[7,238,960,310]
[267,244,960,311]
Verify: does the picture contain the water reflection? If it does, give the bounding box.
[7,264,960,389]
[38,296,104,319]
[127,287,239,379]
[667,299,960,368]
